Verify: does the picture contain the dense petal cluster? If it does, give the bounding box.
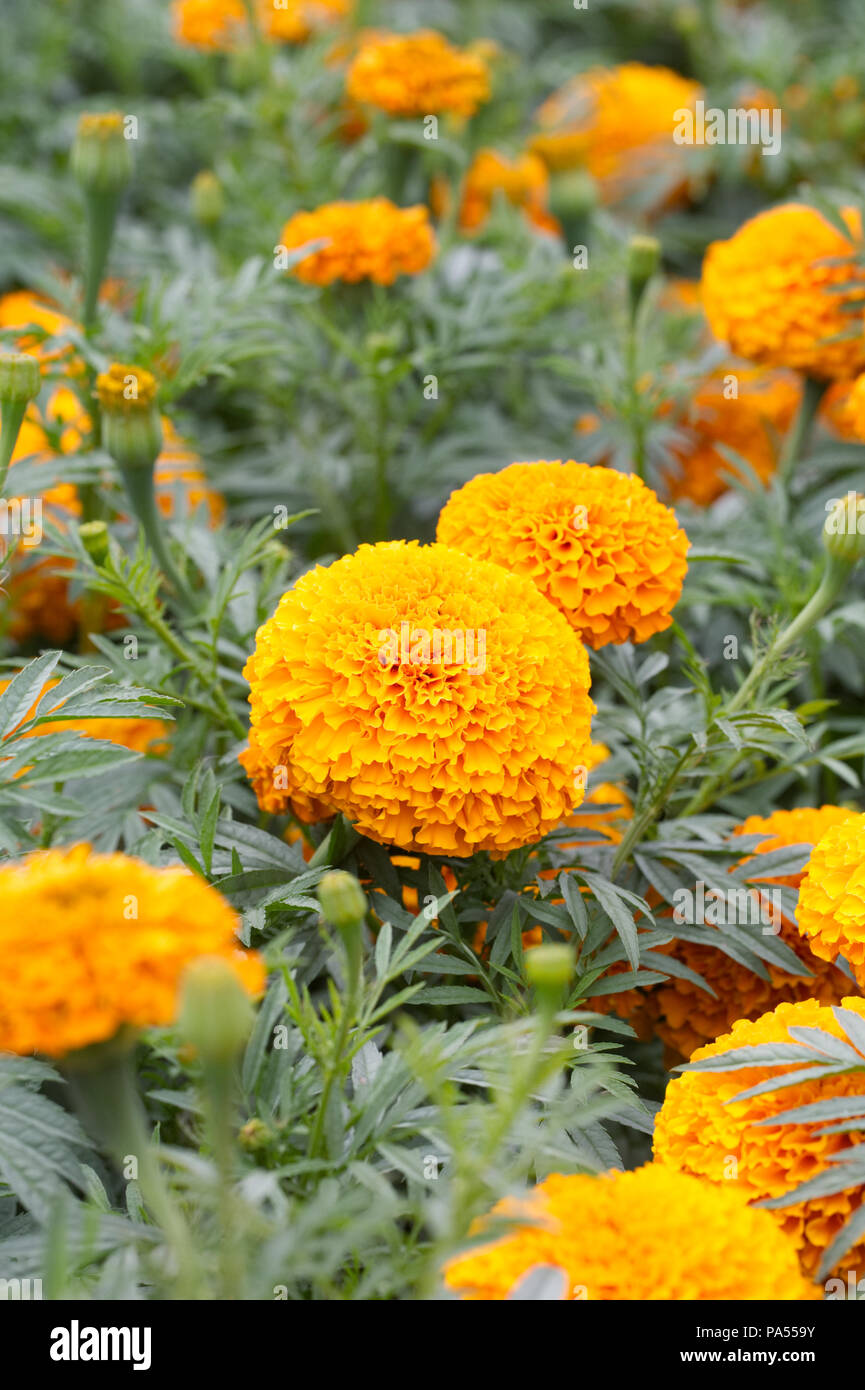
[443,1164,816,1300]
[436,461,689,648]
[240,540,596,856]
[531,63,701,207]
[798,812,865,985]
[701,204,865,379]
[653,997,865,1276]
[665,367,802,506]
[346,30,490,118]
[0,845,264,1057]
[173,0,350,49]
[279,199,435,285]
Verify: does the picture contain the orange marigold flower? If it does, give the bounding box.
[701,203,865,380]
[443,1163,816,1300]
[653,997,865,1277]
[0,678,170,756]
[0,844,264,1057]
[154,419,226,527]
[798,812,865,986]
[436,461,689,649]
[279,199,435,286]
[634,806,858,1059]
[0,289,77,364]
[240,540,595,857]
[346,30,490,118]
[456,149,553,233]
[822,372,865,441]
[531,63,701,209]
[173,0,349,50]
[665,367,802,506]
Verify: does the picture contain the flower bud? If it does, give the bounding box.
[95,362,163,472]
[79,519,111,567]
[238,1117,272,1153]
[71,112,133,196]
[179,956,255,1064]
[0,352,40,406]
[524,943,575,992]
[549,169,598,222]
[191,170,224,227]
[627,234,661,311]
[317,870,367,933]
[822,492,865,567]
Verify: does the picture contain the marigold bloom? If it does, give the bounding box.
[279,199,435,286]
[665,367,802,506]
[455,149,554,233]
[0,679,169,756]
[798,813,865,986]
[173,0,350,50]
[0,845,264,1057]
[531,64,701,208]
[437,461,689,648]
[346,30,490,118]
[654,997,865,1277]
[240,541,595,856]
[701,204,865,380]
[823,372,865,440]
[0,289,76,362]
[443,1164,815,1300]
[635,807,857,1058]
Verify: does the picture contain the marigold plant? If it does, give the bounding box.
[443,1163,816,1300]
[701,203,865,379]
[240,540,595,856]
[436,461,689,648]
[653,996,865,1276]
[0,844,264,1057]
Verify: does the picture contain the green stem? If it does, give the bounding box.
[118,463,198,612]
[0,400,26,496]
[777,376,826,488]
[83,191,121,330]
[201,1059,244,1300]
[307,930,363,1161]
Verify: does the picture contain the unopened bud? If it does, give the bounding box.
[627,234,661,311]
[524,943,575,992]
[191,170,224,227]
[71,112,133,196]
[317,870,367,933]
[823,493,865,567]
[79,519,111,567]
[0,352,40,406]
[179,956,256,1064]
[95,362,162,471]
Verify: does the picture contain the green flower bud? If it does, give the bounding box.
[0,352,40,406]
[238,1117,272,1153]
[317,870,367,933]
[96,362,163,472]
[71,112,133,196]
[191,170,225,227]
[525,944,575,992]
[823,492,865,567]
[549,169,598,222]
[79,519,111,567]
[179,957,255,1064]
[627,234,661,307]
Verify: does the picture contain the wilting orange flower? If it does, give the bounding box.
[798,813,865,986]
[443,1164,816,1300]
[0,679,170,756]
[173,0,350,50]
[0,844,264,1057]
[240,540,595,856]
[454,149,556,234]
[701,204,865,380]
[437,461,689,649]
[346,30,490,118]
[531,63,701,209]
[627,807,858,1059]
[665,367,802,506]
[279,199,435,286]
[654,997,865,1277]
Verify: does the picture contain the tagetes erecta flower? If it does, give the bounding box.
[240,540,595,857]
[559,741,632,846]
[443,1164,816,1301]
[0,678,169,756]
[0,845,264,1057]
[437,461,689,649]
[654,997,865,1277]
[346,30,490,118]
[455,149,557,234]
[665,367,802,506]
[627,807,858,1059]
[173,0,350,50]
[822,372,865,441]
[798,813,865,986]
[531,63,701,208]
[279,199,435,286]
[0,289,76,364]
[701,204,865,380]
